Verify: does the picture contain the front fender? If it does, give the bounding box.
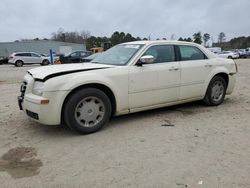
[44,71,129,116]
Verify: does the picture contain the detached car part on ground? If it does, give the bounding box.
[18,41,237,134]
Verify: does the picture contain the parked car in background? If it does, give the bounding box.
[207,47,222,54]
[59,50,92,64]
[81,53,102,62]
[237,49,247,58]
[8,52,51,67]
[18,41,237,134]
[40,53,60,63]
[0,56,9,65]
[246,47,250,57]
[218,51,239,59]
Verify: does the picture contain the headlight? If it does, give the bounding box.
[32,81,45,96]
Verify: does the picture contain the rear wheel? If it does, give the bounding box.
[15,60,23,67]
[63,88,112,134]
[203,76,227,106]
[228,56,233,59]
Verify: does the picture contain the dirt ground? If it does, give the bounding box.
[0,60,249,188]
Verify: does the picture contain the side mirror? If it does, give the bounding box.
[139,55,155,64]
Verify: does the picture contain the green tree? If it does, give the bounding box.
[178,37,184,41]
[193,32,202,44]
[186,37,193,42]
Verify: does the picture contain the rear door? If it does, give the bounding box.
[178,45,215,100]
[20,53,32,64]
[30,53,42,64]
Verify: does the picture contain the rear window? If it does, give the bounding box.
[179,45,207,61]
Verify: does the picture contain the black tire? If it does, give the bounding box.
[228,56,233,59]
[203,76,227,106]
[63,88,112,134]
[41,59,50,66]
[15,60,23,67]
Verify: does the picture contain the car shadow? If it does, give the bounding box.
[24,97,238,137]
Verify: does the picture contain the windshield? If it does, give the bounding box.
[91,44,143,65]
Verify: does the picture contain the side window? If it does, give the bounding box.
[70,52,78,57]
[143,45,175,63]
[31,53,40,57]
[15,53,23,56]
[23,53,31,57]
[80,52,87,57]
[179,45,207,61]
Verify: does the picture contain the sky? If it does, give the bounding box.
[0,0,249,42]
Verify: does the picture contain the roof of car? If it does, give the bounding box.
[13,52,38,54]
[122,40,195,45]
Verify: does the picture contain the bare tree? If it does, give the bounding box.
[81,30,91,44]
[218,32,226,44]
[203,33,210,47]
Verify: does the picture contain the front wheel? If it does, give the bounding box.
[41,59,50,66]
[63,88,112,134]
[203,76,227,106]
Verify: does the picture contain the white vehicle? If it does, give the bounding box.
[246,47,250,56]
[218,51,239,59]
[18,41,237,134]
[207,47,221,54]
[8,52,51,67]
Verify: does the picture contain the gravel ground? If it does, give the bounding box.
[0,60,249,188]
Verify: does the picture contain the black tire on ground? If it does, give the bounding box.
[228,56,233,59]
[41,59,50,66]
[63,88,112,134]
[15,60,23,67]
[203,76,227,106]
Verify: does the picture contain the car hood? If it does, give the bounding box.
[28,63,115,81]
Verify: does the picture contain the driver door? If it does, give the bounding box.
[129,45,180,110]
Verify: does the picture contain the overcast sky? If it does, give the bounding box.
[0,0,249,42]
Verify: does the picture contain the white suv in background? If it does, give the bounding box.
[8,52,51,67]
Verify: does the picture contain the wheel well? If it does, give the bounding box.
[62,83,117,118]
[15,60,23,64]
[213,73,229,87]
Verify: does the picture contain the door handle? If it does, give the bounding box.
[205,64,212,68]
[169,67,179,71]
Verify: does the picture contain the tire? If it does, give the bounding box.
[203,76,227,106]
[15,60,23,67]
[41,59,50,66]
[63,88,112,134]
[228,56,233,59]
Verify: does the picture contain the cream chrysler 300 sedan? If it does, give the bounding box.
[18,41,237,134]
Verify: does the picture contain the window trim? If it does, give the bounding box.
[176,45,208,61]
[140,44,177,64]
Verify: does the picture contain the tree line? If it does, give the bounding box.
[49,28,250,50]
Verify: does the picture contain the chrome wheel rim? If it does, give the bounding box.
[211,81,224,102]
[75,96,105,128]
